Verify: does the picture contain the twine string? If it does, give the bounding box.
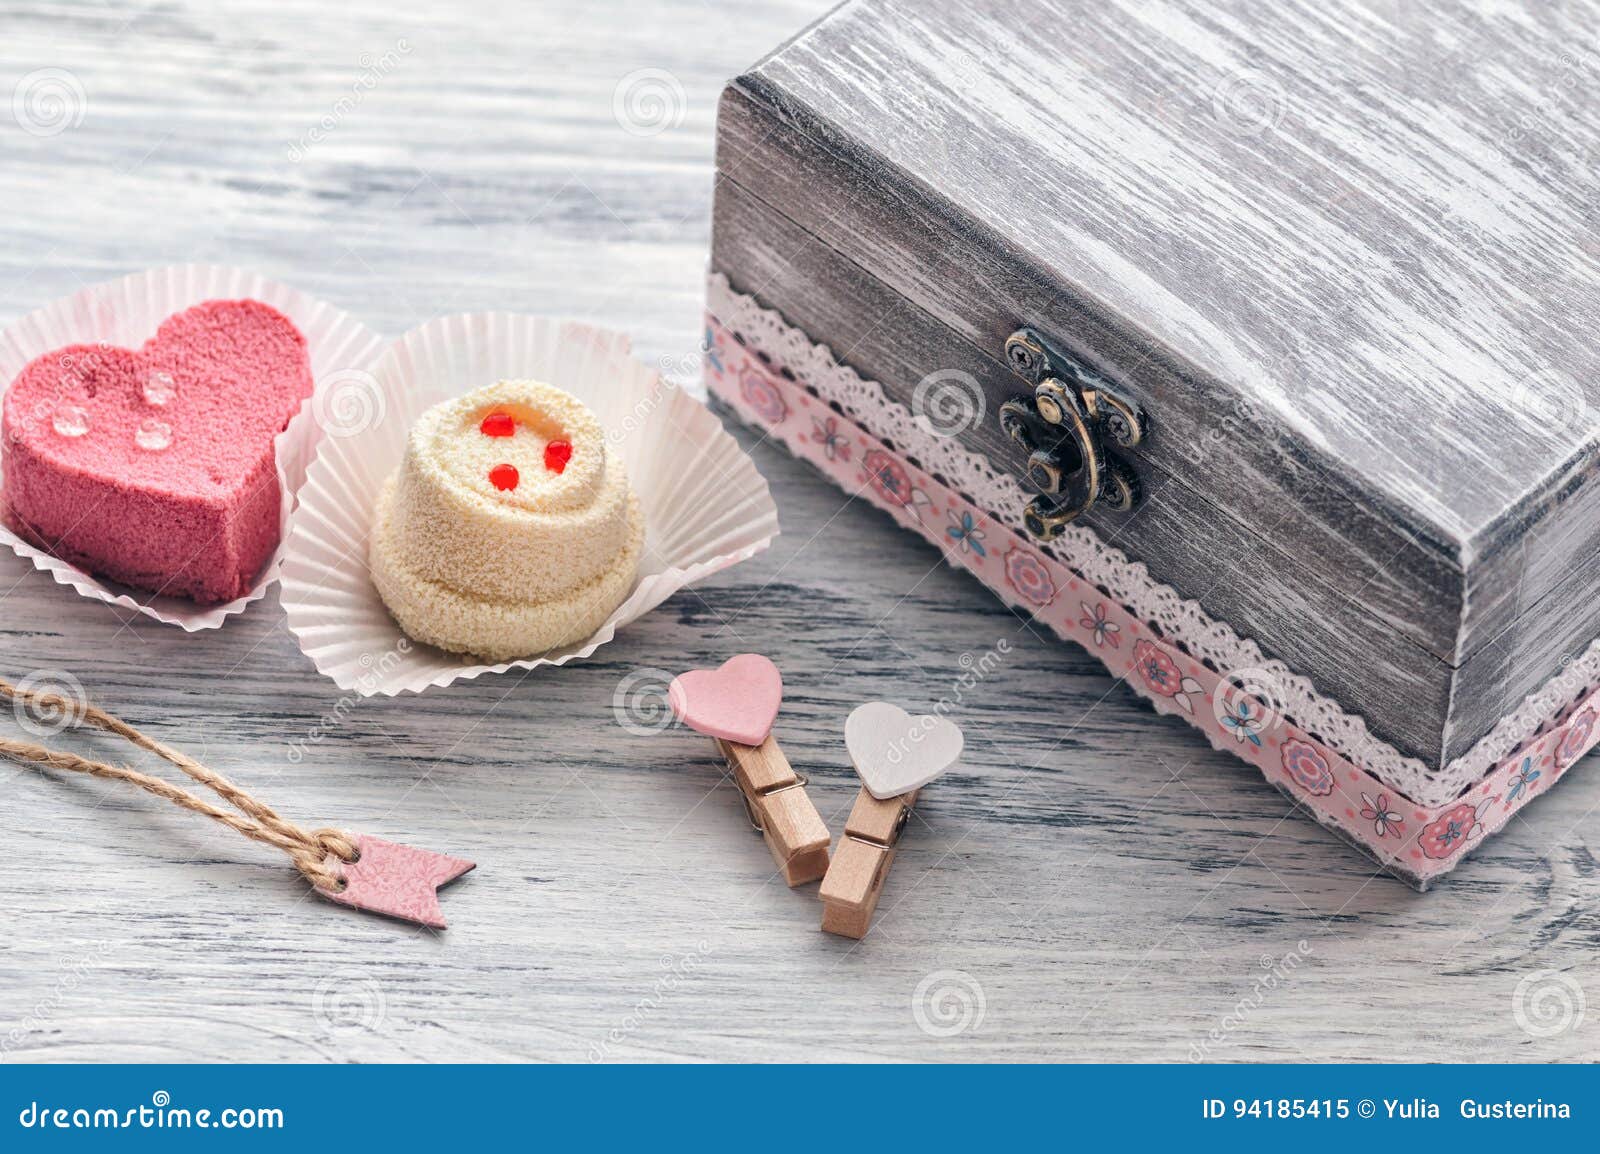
[0,677,357,891]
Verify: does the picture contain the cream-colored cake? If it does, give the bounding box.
[369,380,644,660]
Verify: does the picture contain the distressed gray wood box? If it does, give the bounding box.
[706,0,1600,872]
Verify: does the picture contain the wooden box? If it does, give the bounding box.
[704,0,1600,885]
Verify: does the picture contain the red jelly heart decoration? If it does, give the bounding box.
[479,410,515,438]
[545,439,572,474]
[489,463,519,491]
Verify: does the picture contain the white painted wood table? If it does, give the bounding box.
[0,0,1595,1064]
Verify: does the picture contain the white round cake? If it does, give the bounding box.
[369,380,644,660]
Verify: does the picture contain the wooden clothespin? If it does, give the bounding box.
[820,702,964,939]
[669,654,831,885]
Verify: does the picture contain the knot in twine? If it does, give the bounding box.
[0,676,357,892]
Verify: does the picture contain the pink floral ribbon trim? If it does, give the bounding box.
[705,315,1598,883]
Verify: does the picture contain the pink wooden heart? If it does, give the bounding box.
[1,300,313,603]
[669,654,783,745]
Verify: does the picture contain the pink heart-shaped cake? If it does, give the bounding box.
[668,653,783,746]
[1,300,314,603]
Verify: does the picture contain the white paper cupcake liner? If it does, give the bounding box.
[280,312,779,694]
[0,265,385,629]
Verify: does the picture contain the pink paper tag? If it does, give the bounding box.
[320,834,475,930]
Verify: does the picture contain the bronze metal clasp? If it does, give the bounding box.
[998,328,1147,540]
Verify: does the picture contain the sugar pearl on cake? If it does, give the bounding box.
[489,462,520,491]
[142,371,177,407]
[52,404,90,437]
[134,418,173,452]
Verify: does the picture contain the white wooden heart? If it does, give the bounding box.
[845,702,965,799]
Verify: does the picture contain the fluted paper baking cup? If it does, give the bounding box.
[280,313,779,694]
[0,265,385,629]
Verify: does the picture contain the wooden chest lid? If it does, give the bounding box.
[717,0,1600,766]
[748,0,1600,548]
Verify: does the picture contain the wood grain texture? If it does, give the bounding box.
[0,0,1597,1066]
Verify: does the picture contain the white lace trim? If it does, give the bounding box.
[707,272,1600,807]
